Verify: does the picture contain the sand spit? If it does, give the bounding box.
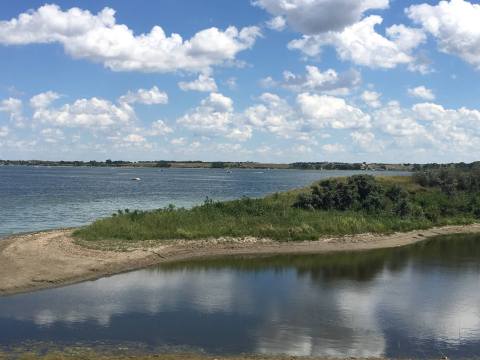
[1,223,480,296]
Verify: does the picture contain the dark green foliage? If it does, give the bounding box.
[295,175,402,214]
[295,173,480,221]
[155,161,171,168]
[211,162,227,168]
[290,162,363,170]
[413,167,480,194]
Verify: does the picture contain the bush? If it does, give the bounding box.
[414,168,480,194]
[294,175,403,214]
[295,172,480,221]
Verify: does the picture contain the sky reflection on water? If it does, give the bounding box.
[0,234,479,358]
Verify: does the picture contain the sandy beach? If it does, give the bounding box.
[1,223,480,297]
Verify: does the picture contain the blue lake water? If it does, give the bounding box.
[0,166,407,237]
[1,167,479,358]
[0,234,479,358]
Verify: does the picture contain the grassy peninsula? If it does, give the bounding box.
[74,168,480,245]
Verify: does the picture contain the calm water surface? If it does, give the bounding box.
[0,166,406,237]
[0,234,479,358]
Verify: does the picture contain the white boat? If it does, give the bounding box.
[131,177,141,181]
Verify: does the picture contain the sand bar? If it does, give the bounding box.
[1,223,480,296]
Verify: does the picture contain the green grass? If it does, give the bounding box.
[73,175,478,245]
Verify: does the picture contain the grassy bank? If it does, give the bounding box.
[73,174,479,244]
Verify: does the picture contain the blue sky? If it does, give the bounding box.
[1,0,480,163]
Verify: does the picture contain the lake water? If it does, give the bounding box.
[0,166,407,237]
[0,234,479,358]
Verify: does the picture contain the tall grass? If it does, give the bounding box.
[73,176,477,243]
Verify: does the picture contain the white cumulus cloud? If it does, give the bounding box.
[244,93,302,139]
[407,0,480,69]
[177,93,251,141]
[279,66,361,94]
[33,97,135,129]
[408,86,435,100]
[373,101,428,138]
[124,134,146,143]
[322,143,346,153]
[298,93,371,129]
[148,120,173,136]
[0,4,261,73]
[119,86,168,105]
[0,97,24,124]
[288,16,426,70]
[254,0,389,34]
[0,125,9,137]
[361,90,382,108]
[30,91,61,109]
[266,16,287,31]
[178,74,218,92]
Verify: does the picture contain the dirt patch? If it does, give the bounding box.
[1,224,480,296]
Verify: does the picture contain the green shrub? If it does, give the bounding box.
[295,175,409,215]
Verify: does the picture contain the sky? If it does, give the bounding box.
[0,0,480,163]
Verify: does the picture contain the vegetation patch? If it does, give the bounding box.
[74,172,480,244]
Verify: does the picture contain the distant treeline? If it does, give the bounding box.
[0,159,479,171]
[291,162,366,170]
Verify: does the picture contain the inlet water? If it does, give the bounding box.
[0,234,479,358]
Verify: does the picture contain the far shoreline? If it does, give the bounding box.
[1,223,479,297]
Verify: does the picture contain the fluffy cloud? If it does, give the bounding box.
[177,93,251,141]
[298,93,371,129]
[118,86,168,105]
[351,131,384,152]
[178,74,218,92]
[148,120,173,136]
[289,16,426,69]
[205,92,233,112]
[413,102,480,140]
[171,137,187,146]
[0,97,24,124]
[322,143,346,153]
[227,127,253,142]
[0,4,261,73]
[364,100,480,156]
[273,66,360,94]
[124,133,146,143]
[245,92,372,139]
[244,93,301,138]
[254,0,389,34]
[40,128,64,143]
[33,97,135,129]
[0,126,9,137]
[30,91,61,109]
[351,131,375,148]
[361,90,382,108]
[407,0,480,69]
[1,88,180,157]
[373,101,428,138]
[266,16,287,31]
[408,86,435,100]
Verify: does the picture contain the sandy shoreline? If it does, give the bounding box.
[1,223,480,297]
